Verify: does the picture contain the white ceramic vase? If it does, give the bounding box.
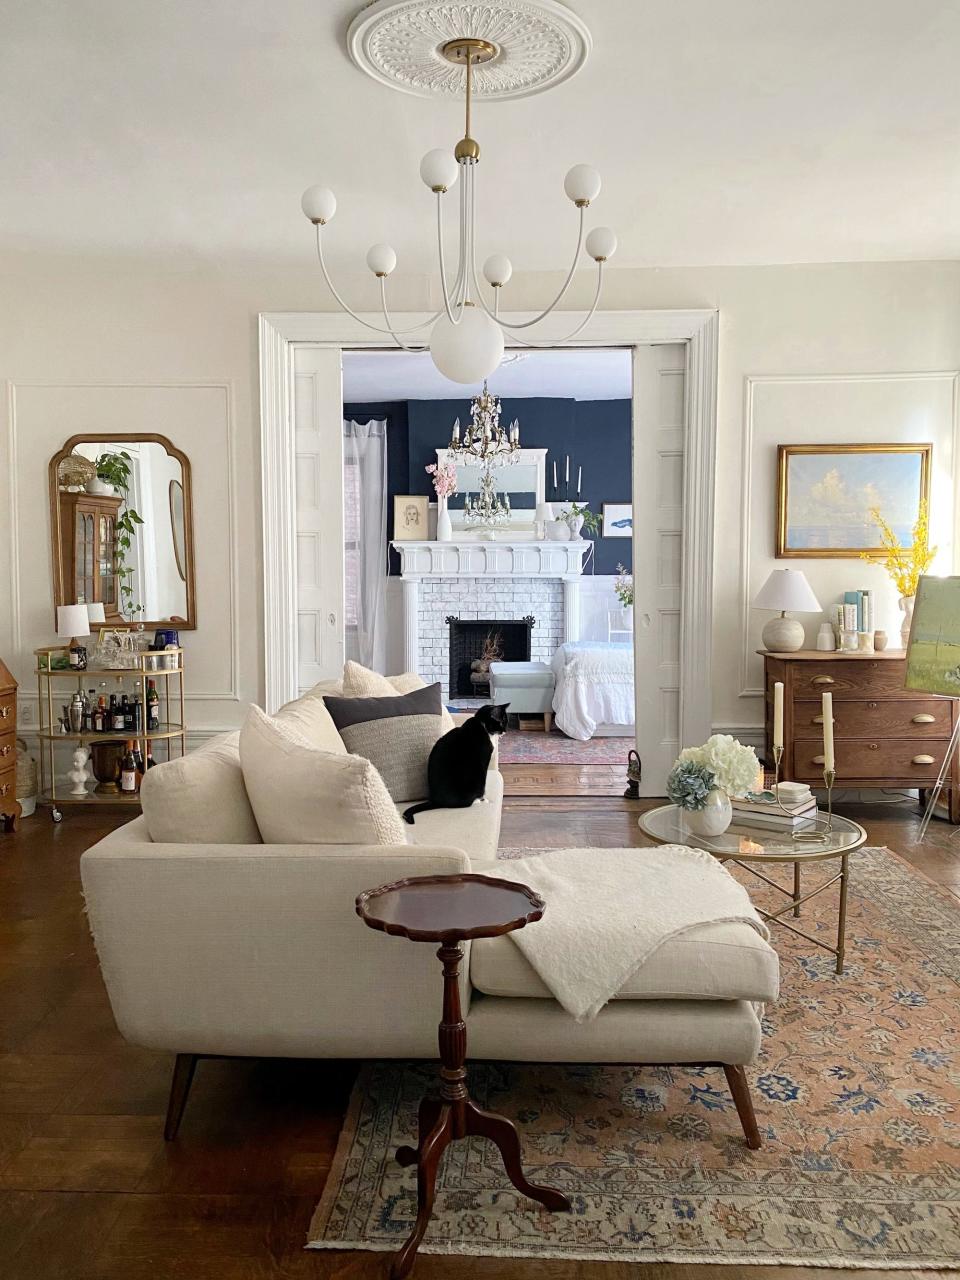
[566,513,585,539]
[684,788,733,837]
[899,595,915,647]
[436,496,453,543]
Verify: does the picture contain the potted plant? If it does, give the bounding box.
[862,500,937,647]
[668,734,760,836]
[425,461,458,543]
[614,563,633,631]
[94,450,144,618]
[564,501,600,539]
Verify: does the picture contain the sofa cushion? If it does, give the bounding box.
[275,691,346,754]
[239,705,407,846]
[342,662,456,734]
[470,916,779,1003]
[139,731,262,845]
[324,684,444,803]
[400,770,503,866]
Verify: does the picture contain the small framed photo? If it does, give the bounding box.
[602,503,633,538]
[393,495,429,541]
[777,443,931,558]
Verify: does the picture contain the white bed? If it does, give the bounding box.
[550,641,635,741]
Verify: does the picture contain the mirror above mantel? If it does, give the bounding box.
[49,434,196,630]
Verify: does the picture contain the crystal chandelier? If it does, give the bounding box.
[464,467,512,530]
[448,381,520,467]
[301,19,616,385]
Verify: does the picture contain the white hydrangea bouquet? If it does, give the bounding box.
[677,734,759,798]
[668,734,760,837]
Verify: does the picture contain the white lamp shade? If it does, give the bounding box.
[753,569,822,613]
[535,501,554,522]
[430,307,504,384]
[586,226,617,261]
[86,602,106,625]
[483,254,512,287]
[419,149,458,192]
[365,243,397,276]
[300,186,336,223]
[57,604,91,639]
[563,164,601,204]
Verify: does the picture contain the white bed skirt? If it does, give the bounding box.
[551,642,635,742]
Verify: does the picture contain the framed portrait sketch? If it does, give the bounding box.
[602,503,633,538]
[393,495,428,541]
[777,443,931,558]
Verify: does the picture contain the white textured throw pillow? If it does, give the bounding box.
[140,732,262,844]
[239,705,407,846]
[275,691,347,754]
[342,662,456,734]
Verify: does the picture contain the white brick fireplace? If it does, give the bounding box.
[392,541,590,698]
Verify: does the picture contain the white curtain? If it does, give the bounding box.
[343,419,388,671]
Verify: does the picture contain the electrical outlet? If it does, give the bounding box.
[18,702,36,725]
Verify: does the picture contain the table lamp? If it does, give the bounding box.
[753,569,821,651]
[535,501,554,540]
[86,602,105,626]
[57,604,91,670]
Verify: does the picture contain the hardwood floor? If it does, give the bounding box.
[0,780,958,1279]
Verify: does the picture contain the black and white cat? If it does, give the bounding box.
[402,703,509,824]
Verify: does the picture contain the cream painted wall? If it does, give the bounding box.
[1,253,958,744]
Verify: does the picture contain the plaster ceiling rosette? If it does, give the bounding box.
[346,0,592,100]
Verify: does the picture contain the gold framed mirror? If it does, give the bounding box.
[49,433,196,629]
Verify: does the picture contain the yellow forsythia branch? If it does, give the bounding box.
[861,500,937,597]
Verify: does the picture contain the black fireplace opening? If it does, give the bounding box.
[447,616,535,698]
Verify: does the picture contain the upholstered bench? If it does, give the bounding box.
[489,660,556,731]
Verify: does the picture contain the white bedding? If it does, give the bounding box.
[551,640,635,741]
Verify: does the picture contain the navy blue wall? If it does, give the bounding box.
[344,398,632,575]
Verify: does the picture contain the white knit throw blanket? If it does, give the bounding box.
[489,846,769,1022]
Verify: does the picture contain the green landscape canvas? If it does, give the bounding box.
[905,575,960,695]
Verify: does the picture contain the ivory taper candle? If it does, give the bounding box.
[577,465,582,495]
[553,460,557,490]
[773,681,784,749]
[821,692,835,771]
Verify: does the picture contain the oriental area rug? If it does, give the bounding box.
[308,846,960,1268]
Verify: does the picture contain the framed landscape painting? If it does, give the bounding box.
[602,503,633,538]
[905,575,960,696]
[777,443,931,558]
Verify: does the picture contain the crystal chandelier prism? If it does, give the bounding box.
[301,4,614,384]
[447,381,520,467]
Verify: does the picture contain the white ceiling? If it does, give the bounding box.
[342,348,632,400]
[3,1,959,268]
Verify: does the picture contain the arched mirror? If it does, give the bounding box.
[49,434,196,629]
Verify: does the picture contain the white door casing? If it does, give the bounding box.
[632,344,685,792]
[259,311,718,747]
[292,346,344,697]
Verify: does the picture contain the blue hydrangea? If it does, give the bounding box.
[666,760,716,811]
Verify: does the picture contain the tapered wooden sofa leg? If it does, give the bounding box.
[723,1064,762,1149]
[164,1053,198,1141]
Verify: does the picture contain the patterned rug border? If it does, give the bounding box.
[308,845,960,1269]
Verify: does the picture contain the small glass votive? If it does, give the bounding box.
[857,631,875,654]
[839,629,859,652]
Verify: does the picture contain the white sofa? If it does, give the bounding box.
[80,701,779,1148]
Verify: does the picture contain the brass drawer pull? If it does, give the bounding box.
[912,713,936,724]
[812,675,835,685]
[868,743,879,750]
[811,715,823,724]
[912,754,935,766]
[0,744,10,757]
[0,707,10,719]
[812,754,825,765]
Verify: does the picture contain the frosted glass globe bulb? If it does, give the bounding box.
[482,254,513,287]
[301,186,337,224]
[430,307,504,384]
[586,226,617,261]
[563,164,601,205]
[419,149,459,192]
[366,243,397,276]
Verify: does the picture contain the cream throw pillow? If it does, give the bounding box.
[239,705,407,846]
[342,662,455,734]
[275,692,346,754]
[140,732,262,845]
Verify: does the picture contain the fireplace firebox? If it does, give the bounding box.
[446,616,535,698]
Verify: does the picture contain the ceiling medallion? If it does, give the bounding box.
[302,1,611,384]
[347,0,591,100]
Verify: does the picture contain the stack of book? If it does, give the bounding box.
[731,787,818,831]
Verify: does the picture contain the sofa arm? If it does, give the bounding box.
[81,824,472,1060]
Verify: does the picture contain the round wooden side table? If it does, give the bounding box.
[356,872,571,1279]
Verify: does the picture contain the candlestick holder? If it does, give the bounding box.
[770,744,830,843]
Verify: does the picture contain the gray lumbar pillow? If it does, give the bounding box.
[323,682,445,803]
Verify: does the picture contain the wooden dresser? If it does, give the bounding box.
[761,649,960,822]
[0,659,20,832]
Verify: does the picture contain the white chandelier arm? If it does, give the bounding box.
[436,191,468,325]
[470,204,586,330]
[505,262,605,348]
[379,278,428,352]
[314,227,438,337]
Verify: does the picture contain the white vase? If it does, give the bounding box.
[86,476,115,496]
[684,789,732,837]
[437,496,453,543]
[899,595,915,647]
[623,608,634,632]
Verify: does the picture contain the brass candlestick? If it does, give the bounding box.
[770,743,829,843]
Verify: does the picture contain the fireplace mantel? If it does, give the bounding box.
[392,540,589,579]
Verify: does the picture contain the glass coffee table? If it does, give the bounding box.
[638,805,867,974]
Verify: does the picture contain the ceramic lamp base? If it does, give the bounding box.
[762,614,805,652]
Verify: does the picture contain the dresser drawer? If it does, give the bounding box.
[0,731,15,766]
[787,659,908,699]
[0,692,14,727]
[793,737,950,783]
[0,764,16,804]
[793,697,953,740]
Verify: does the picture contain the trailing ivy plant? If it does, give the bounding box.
[95,450,144,617]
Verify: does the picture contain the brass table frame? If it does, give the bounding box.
[638,805,867,974]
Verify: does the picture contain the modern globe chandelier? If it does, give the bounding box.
[301,1,613,385]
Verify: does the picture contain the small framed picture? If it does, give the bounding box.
[777,443,932,558]
[393,495,429,541]
[602,503,633,538]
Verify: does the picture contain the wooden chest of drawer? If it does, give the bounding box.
[793,737,950,784]
[0,659,19,832]
[792,697,953,740]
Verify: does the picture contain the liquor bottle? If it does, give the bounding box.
[132,694,143,733]
[122,694,133,732]
[132,740,145,774]
[147,680,160,731]
[85,690,96,733]
[145,743,156,769]
[120,742,138,794]
[68,641,87,670]
[111,694,125,733]
[93,697,105,734]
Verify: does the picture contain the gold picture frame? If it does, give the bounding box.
[776,443,932,559]
[393,495,429,541]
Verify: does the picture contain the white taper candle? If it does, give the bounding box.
[553,461,557,489]
[773,681,784,749]
[565,455,569,482]
[822,692,835,771]
[577,465,582,495]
